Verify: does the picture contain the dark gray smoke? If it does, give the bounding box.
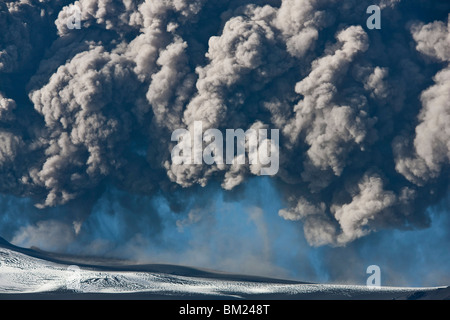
[0,0,449,260]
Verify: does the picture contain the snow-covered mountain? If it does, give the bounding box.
[0,237,448,299]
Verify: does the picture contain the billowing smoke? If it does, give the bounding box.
[0,0,449,283]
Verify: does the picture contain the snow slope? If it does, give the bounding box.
[0,238,448,299]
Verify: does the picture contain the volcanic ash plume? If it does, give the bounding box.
[0,0,448,248]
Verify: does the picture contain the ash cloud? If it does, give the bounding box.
[0,0,449,273]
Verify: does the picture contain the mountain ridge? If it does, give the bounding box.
[0,236,305,284]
